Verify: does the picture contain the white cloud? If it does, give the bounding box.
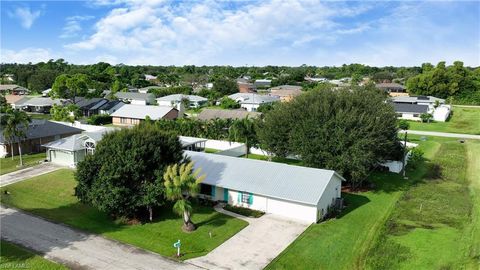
[8,6,44,29]
[60,15,94,39]
[1,48,54,64]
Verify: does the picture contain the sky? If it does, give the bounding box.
[1,0,479,67]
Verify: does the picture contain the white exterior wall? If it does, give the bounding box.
[433,105,451,122]
[131,99,147,105]
[398,113,421,121]
[0,145,8,158]
[204,139,244,151]
[48,149,74,166]
[240,103,260,112]
[316,175,342,220]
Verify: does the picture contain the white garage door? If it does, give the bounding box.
[50,150,73,166]
[266,197,317,223]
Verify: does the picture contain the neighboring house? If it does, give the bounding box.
[254,79,272,88]
[269,85,303,102]
[156,94,208,108]
[4,95,26,107]
[144,74,158,81]
[114,92,155,105]
[138,86,160,94]
[432,105,451,122]
[197,109,262,121]
[228,93,280,112]
[188,150,345,223]
[14,97,64,114]
[376,82,407,96]
[42,88,52,97]
[393,103,430,121]
[392,95,445,106]
[98,100,125,115]
[44,131,207,167]
[0,84,29,95]
[74,98,109,117]
[304,77,327,83]
[0,120,83,158]
[110,104,178,126]
[237,78,256,93]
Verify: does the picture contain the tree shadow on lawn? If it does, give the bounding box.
[336,192,370,219]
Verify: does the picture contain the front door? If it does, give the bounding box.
[223,188,229,202]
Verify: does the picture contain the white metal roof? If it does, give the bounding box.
[228,93,280,105]
[179,136,207,147]
[392,96,445,104]
[156,94,207,103]
[110,104,176,120]
[186,151,345,205]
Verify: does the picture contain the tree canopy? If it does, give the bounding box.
[257,86,402,186]
[75,124,184,218]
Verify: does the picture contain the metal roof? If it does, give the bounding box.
[393,103,429,114]
[114,92,155,101]
[179,136,207,147]
[43,128,116,151]
[110,104,177,120]
[186,151,344,205]
[228,93,280,105]
[392,95,444,104]
[16,97,64,107]
[156,94,207,103]
[197,109,262,121]
[0,120,83,144]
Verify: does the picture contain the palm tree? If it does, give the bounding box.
[2,109,31,166]
[228,117,257,158]
[164,162,205,231]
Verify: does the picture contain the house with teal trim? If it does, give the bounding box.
[187,151,345,223]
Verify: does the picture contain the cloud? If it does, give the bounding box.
[8,6,44,29]
[1,48,54,64]
[60,15,94,39]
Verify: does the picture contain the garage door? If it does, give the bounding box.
[266,197,317,223]
[50,150,73,166]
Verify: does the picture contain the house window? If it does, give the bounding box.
[85,141,95,155]
[413,114,420,117]
[241,193,250,203]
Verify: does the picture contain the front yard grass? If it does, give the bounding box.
[0,169,248,260]
[266,135,439,270]
[408,106,480,135]
[0,152,46,175]
[0,240,67,270]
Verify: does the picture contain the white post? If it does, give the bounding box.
[177,240,180,257]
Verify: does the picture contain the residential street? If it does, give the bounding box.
[187,206,309,270]
[0,206,200,270]
[401,130,480,140]
[0,163,63,187]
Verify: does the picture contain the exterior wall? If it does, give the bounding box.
[0,145,8,158]
[316,175,342,220]
[433,106,450,122]
[2,133,79,157]
[130,99,147,105]
[48,149,74,166]
[157,100,176,107]
[397,113,421,121]
[112,117,142,126]
[241,103,259,112]
[163,109,179,120]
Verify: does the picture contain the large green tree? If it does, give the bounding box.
[51,74,91,102]
[212,78,238,96]
[228,118,258,157]
[75,124,184,218]
[257,86,401,187]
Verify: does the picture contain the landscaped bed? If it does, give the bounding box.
[0,169,248,260]
[224,204,265,218]
[0,240,67,270]
[0,153,46,175]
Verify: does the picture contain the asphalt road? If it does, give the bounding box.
[401,130,480,140]
[0,206,200,270]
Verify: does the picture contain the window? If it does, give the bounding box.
[85,141,95,155]
[241,192,250,203]
[413,114,419,117]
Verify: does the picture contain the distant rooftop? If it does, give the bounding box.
[197,108,261,121]
[110,104,176,120]
[228,93,280,105]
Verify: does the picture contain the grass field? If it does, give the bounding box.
[365,137,480,269]
[0,153,46,175]
[0,169,248,260]
[0,240,67,270]
[265,136,446,270]
[408,106,480,135]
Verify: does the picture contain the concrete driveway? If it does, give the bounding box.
[400,130,480,140]
[0,163,63,187]
[0,206,200,270]
[187,207,309,270]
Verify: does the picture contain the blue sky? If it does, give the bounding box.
[1,0,479,66]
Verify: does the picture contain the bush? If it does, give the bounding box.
[224,204,264,218]
[87,114,112,125]
[219,97,240,109]
[407,148,424,169]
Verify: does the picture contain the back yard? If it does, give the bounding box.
[408,106,480,135]
[0,169,247,260]
[266,136,479,269]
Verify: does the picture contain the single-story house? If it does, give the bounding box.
[376,83,407,96]
[0,84,29,95]
[197,109,262,121]
[42,88,52,97]
[392,95,445,106]
[138,86,160,94]
[114,92,155,105]
[4,95,26,107]
[269,85,303,102]
[98,100,125,115]
[393,103,430,121]
[187,151,345,223]
[156,94,208,108]
[0,120,83,158]
[254,79,272,88]
[74,97,109,117]
[228,93,280,112]
[44,132,206,167]
[110,104,178,126]
[14,97,65,114]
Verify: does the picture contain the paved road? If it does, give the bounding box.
[187,206,309,270]
[0,206,200,270]
[0,163,63,187]
[400,130,480,140]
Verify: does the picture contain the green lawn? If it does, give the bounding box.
[365,137,480,269]
[0,152,46,175]
[0,169,248,260]
[408,106,480,135]
[28,113,52,120]
[0,240,67,270]
[266,136,440,270]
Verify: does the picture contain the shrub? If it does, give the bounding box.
[407,148,424,169]
[219,97,240,109]
[87,114,112,125]
[224,204,264,218]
